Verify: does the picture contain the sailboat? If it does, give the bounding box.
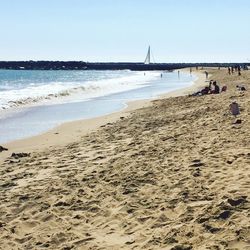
[144,46,151,64]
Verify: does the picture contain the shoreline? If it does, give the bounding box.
[0,69,206,162]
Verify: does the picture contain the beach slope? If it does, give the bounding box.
[0,68,249,249]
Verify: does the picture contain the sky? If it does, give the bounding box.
[0,0,250,62]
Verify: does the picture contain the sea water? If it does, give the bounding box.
[0,69,195,144]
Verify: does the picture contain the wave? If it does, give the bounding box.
[0,71,160,110]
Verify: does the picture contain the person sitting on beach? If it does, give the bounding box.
[208,80,213,91]
[201,86,210,95]
[190,86,210,96]
[211,81,220,94]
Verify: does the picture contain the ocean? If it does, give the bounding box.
[0,69,195,144]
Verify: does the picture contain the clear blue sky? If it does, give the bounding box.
[0,0,250,62]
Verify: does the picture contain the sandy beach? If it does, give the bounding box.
[0,68,249,249]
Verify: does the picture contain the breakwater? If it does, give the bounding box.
[0,61,248,70]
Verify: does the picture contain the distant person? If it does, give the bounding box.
[212,81,220,94]
[190,68,192,74]
[160,73,163,78]
[205,71,208,79]
[178,71,180,78]
[228,67,231,75]
[238,66,241,76]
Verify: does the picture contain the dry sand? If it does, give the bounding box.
[0,68,249,249]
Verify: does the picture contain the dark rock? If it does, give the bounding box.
[125,240,135,245]
[192,159,201,163]
[189,162,204,167]
[54,201,70,207]
[171,245,192,250]
[127,208,134,214]
[1,181,16,188]
[62,247,73,250]
[228,197,247,206]
[193,171,201,177]
[19,195,29,201]
[0,145,8,152]
[73,215,81,219]
[204,224,221,233]
[11,152,30,159]
[217,210,231,220]
[41,243,50,248]
[164,237,178,244]
[9,159,20,164]
[197,217,209,223]
[234,119,242,124]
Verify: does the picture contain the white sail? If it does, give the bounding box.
[144,46,151,64]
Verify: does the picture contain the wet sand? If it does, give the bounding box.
[0,68,249,249]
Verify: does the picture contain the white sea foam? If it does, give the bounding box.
[0,71,160,110]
